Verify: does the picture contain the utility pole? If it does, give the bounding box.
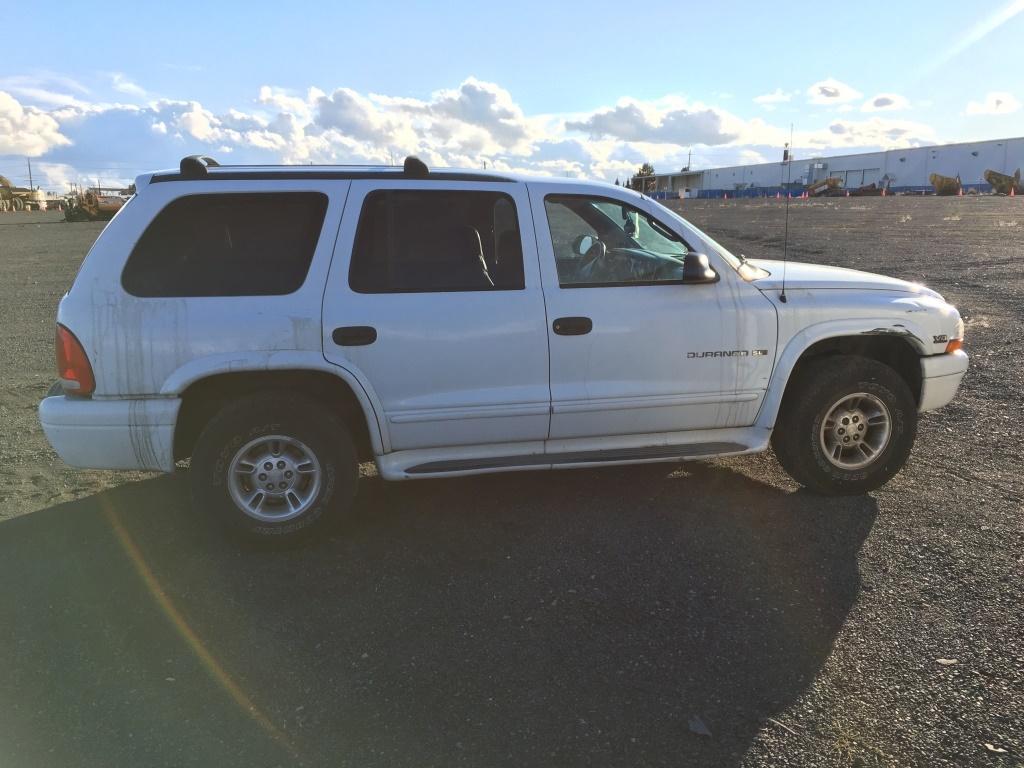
[27,157,33,190]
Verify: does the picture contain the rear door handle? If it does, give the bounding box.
[332,326,377,346]
[552,317,593,336]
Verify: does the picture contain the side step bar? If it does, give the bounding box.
[406,441,747,475]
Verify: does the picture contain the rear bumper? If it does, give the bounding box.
[919,350,968,413]
[38,395,180,472]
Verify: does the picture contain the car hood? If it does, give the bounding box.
[747,259,942,299]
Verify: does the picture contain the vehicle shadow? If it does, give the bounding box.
[0,462,876,768]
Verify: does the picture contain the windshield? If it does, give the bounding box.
[591,201,688,257]
[658,204,744,270]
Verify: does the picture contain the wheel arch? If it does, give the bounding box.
[165,354,385,462]
[757,320,926,430]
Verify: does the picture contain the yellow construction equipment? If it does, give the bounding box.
[929,173,961,196]
[64,188,127,221]
[984,168,1021,196]
[0,174,39,211]
[806,177,843,197]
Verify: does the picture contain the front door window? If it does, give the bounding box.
[543,195,690,287]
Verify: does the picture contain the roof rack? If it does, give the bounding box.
[179,155,221,178]
[403,156,429,178]
[154,154,512,184]
[178,154,430,179]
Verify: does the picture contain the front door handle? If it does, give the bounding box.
[332,326,377,346]
[552,317,593,336]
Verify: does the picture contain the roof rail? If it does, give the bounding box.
[151,155,513,184]
[179,155,221,178]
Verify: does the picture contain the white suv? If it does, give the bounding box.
[40,155,968,540]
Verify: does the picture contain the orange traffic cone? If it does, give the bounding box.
[958,186,963,197]
[1011,186,1016,197]
[776,191,781,199]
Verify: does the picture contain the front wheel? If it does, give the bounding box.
[190,392,358,541]
[771,356,917,495]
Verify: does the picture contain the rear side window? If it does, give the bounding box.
[349,190,525,293]
[122,192,328,297]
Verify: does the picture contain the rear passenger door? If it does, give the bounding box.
[322,181,550,452]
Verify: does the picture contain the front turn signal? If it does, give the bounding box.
[945,339,963,354]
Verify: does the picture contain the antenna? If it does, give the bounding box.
[779,124,793,304]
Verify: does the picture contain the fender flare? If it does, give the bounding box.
[159,350,389,454]
[755,317,928,430]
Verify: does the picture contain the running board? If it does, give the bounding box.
[405,441,747,475]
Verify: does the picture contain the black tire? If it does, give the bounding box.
[190,392,358,541]
[771,355,917,495]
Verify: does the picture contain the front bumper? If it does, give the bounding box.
[38,395,180,472]
[919,349,969,413]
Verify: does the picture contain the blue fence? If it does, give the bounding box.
[646,182,997,200]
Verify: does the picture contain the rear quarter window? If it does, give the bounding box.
[121,192,328,297]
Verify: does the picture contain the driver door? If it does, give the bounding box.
[527,182,776,441]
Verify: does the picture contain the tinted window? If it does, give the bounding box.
[122,193,328,297]
[544,195,690,287]
[349,190,524,293]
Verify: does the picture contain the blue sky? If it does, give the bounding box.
[1,0,1022,190]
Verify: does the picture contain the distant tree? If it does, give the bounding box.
[614,178,620,186]
[630,163,656,192]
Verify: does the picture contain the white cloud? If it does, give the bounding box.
[316,88,400,144]
[420,78,533,148]
[737,149,768,164]
[806,78,863,105]
[259,85,319,124]
[564,98,739,146]
[862,93,910,112]
[27,162,80,191]
[753,89,793,109]
[0,73,949,188]
[110,73,146,98]
[964,91,1021,115]
[176,101,219,141]
[0,73,89,100]
[817,117,936,148]
[0,91,71,155]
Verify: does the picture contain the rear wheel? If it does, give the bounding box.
[190,392,358,541]
[771,355,917,495]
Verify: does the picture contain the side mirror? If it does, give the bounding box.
[681,252,719,284]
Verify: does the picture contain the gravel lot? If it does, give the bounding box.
[1,199,1021,767]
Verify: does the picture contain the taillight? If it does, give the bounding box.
[55,324,95,396]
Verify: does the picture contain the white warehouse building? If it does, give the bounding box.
[644,136,1024,199]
